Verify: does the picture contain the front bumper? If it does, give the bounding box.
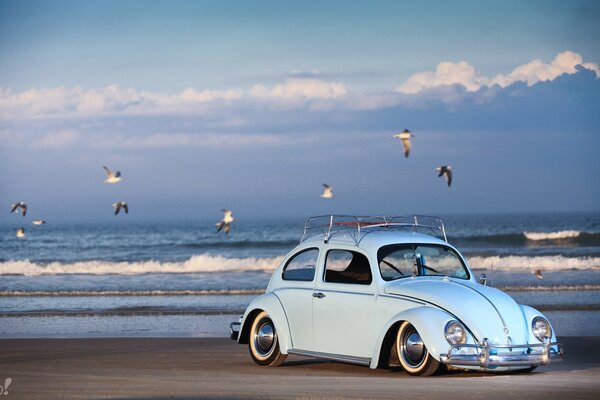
[229,320,241,340]
[439,337,563,367]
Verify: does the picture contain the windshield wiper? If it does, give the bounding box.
[381,259,404,275]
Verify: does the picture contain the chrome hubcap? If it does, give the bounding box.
[399,325,426,368]
[405,332,424,363]
[253,318,276,357]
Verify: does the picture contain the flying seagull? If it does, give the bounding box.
[393,129,414,158]
[112,202,129,215]
[216,209,234,236]
[321,184,333,199]
[10,202,27,217]
[32,219,46,225]
[103,166,122,184]
[16,227,25,238]
[436,166,453,187]
[533,269,543,280]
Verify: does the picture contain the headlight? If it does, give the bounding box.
[532,316,552,341]
[445,320,467,345]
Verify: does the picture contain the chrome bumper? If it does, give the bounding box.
[439,337,563,367]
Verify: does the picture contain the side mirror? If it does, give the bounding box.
[479,273,487,286]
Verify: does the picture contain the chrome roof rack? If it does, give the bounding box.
[300,214,447,244]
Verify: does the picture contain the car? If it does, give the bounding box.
[230,215,563,376]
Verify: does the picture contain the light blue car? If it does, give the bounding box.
[231,215,563,376]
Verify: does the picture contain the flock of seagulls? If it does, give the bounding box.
[392,129,454,187]
[10,202,40,238]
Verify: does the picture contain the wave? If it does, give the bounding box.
[2,285,599,298]
[0,289,265,296]
[452,231,600,245]
[523,230,581,240]
[0,254,282,276]
[467,255,600,271]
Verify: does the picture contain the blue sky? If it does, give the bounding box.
[1,0,599,221]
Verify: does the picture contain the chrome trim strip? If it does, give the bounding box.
[379,294,426,305]
[288,349,371,366]
[316,289,375,297]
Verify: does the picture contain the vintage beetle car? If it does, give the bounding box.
[230,215,563,376]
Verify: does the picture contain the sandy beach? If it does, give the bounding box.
[1,336,599,399]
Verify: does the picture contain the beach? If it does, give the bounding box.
[1,336,599,399]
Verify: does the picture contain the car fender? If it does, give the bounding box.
[520,304,559,343]
[370,306,455,369]
[238,292,292,354]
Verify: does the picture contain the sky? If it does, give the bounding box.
[1,0,599,222]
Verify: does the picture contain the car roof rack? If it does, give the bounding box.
[300,214,447,244]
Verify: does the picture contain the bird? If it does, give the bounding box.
[103,166,122,183]
[533,269,543,280]
[32,219,46,225]
[393,129,414,158]
[216,209,234,236]
[436,166,453,187]
[16,227,25,238]
[10,202,27,217]
[112,202,128,215]
[321,184,333,199]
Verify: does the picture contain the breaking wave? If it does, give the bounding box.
[523,230,582,241]
[451,231,600,246]
[0,254,282,276]
[466,255,600,271]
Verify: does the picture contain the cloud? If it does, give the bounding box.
[1,51,597,120]
[37,130,80,148]
[396,51,600,94]
[249,78,347,99]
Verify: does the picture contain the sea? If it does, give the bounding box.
[1,212,599,338]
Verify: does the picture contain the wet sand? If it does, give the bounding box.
[1,337,599,399]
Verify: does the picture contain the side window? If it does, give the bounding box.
[282,248,318,281]
[324,250,372,285]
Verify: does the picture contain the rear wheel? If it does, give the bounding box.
[248,311,287,367]
[396,321,440,376]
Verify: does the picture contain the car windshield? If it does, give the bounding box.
[378,244,469,281]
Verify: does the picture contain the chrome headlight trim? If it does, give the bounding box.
[532,316,552,342]
[444,320,467,345]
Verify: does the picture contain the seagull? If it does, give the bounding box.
[393,129,414,158]
[321,184,333,199]
[10,202,27,217]
[216,209,234,236]
[32,219,46,225]
[16,227,25,238]
[112,202,128,215]
[436,166,453,187]
[533,269,543,280]
[103,166,122,184]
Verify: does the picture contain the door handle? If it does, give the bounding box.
[312,292,326,299]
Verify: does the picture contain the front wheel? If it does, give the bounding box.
[248,311,287,367]
[396,321,440,376]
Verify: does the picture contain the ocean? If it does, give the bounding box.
[1,212,599,338]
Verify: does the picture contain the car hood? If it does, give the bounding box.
[383,277,529,344]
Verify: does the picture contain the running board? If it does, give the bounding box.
[288,349,371,366]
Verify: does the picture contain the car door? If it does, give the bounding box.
[272,247,319,351]
[312,247,376,358]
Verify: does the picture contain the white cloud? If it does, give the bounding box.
[396,51,600,94]
[37,130,80,148]
[249,78,347,99]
